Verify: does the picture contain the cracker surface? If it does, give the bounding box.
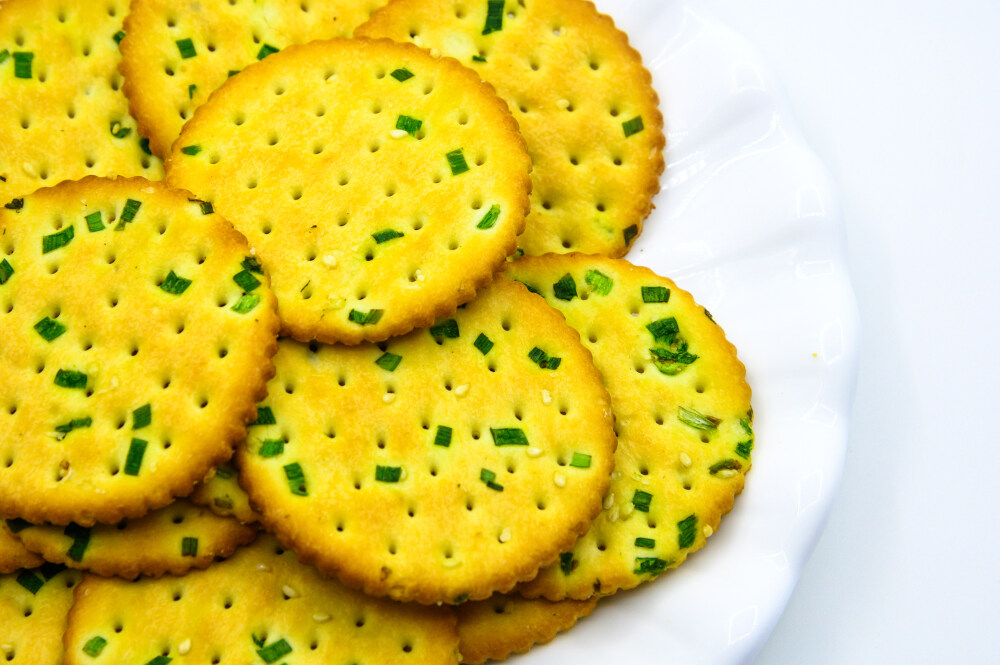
[357,0,664,257]
[0,565,81,665]
[238,277,616,604]
[0,177,279,526]
[0,526,42,574]
[121,0,391,157]
[166,38,531,344]
[507,255,753,599]
[0,0,162,202]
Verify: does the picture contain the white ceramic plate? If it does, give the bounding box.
[515,1,860,663]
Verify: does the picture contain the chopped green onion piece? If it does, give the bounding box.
[251,406,276,426]
[709,459,743,474]
[476,204,501,229]
[227,69,240,77]
[491,428,528,446]
[144,657,172,665]
[646,317,679,344]
[17,571,44,594]
[482,0,504,34]
[650,345,698,376]
[4,198,23,210]
[635,537,655,549]
[480,468,503,491]
[113,30,126,45]
[140,138,152,155]
[0,259,13,284]
[65,523,91,562]
[704,308,716,322]
[54,369,87,389]
[390,68,413,81]
[372,228,404,243]
[472,55,487,63]
[109,121,131,139]
[82,636,108,657]
[34,316,67,341]
[215,465,235,479]
[527,347,561,370]
[241,256,263,274]
[634,557,668,575]
[188,83,197,99]
[115,199,142,229]
[348,308,383,325]
[159,270,192,295]
[642,286,669,303]
[395,115,422,135]
[473,333,494,355]
[133,404,152,430]
[632,490,652,513]
[13,52,33,79]
[569,452,591,468]
[259,439,284,457]
[559,552,574,575]
[189,198,214,215]
[513,279,540,295]
[85,211,105,232]
[233,269,261,292]
[553,273,577,301]
[678,514,697,548]
[0,50,8,64]
[257,638,292,663]
[42,225,75,253]
[446,149,469,175]
[284,463,308,496]
[55,417,92,435]
[6,518,31,533]
[257,43,279,60]
[584,269,613,295]
[252,634,266,648]
[678,406,720,431]
[375,352,402,371]
[124,439,147,476]
[429,318,459,339]
[181,145,201,156]
[434,425,452,448]
[623,224,638,246]
[375,465,402,482]
[181,537,198,557]
[735,418,754,459]
[622,116,644,137]
[176,38,197,58]
[232,293,261,314]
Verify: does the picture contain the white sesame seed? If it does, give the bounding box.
[22,162,36,177]
[603,493,615,510]
[607,507,619,523]
[541,389,552,404]
[622,502,634,517]
[399,467,408,481]
[382,393,396,404]
[177,639,191,655]
[313,613,331,623]
[250,247,257,256]
[718,469,737,479]
[553,471,566,488]
[703,525,714,537]
[526,446,542,458]
[0,645,11,653]
[680,452,692,468]
[556,98,570,109]
[322,254,337,267]
[454,384,469,397]
[413,269,424,281]
[257,564,271,572]
[429,48,441,58]
[498,527,511,543]
[143,187,156,194]
[390,129,408,139]
[282,585,298,598]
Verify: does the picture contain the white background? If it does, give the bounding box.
[704,1,1000,662]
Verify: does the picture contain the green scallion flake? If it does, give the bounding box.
[635,537,655,549]
[113,30,126,46]
[115,199,142,229]
[6,518,31,533]
[632,490,652,513]
[4,198,23,210]
[181,537,198,557]
[623,224,638,246]
[584,269,613,295]
[559,552,574,575]
[124,439,147,476]
[133,404,152,430]
[0,50,8,64]
[188,83,197,99]
[446,149,469,175]
[251,406,276,426]
[241,256,263,274]
[284,463,308,496]
[473,333,494,355]
[65,523,91,562]
[429,318,459,340]
[491,428,528,447]
[527,347,561,370]
[0,259,13,284]
[348,308,383,325]
[232,293,261,314]
[476,204,501,230]
[646,317,679,344]
[227,69,241,77]
[553,273,577,301]
[55,417,92,435]
[704,308,716,322]
[257,43,279,60]
[569,452,591,468]
[480,468,503,491]
[144,657,172,665]
[41,562,66,580]
[642,286,670,303]
[472,55,487,63]
[181,145,201,156]
[395,115,422,135]
[735,418,754,459]
[390,67,413,82]
[17,571,44,594]
[176,38,197,58]
[109,120,131,139]
[375,465,402,483]
[650,345,698,376]
[34,316,67,341]
[233,269,261,292]
[678,406,720,431]
[372,228,404,243]
[257,638,292,664]
[634,557,668,575]
[482,0,504,34]
[434,425,452,448]
[215,465,235,479]
[623,116,644,137]
[259,439,284,458]
[139,138,152,155]
[188,197,214,215]
[709,459,742,474]
[82,636,108,658]
[252,634,266,648]
[13,51,33,79]
[375,352,402,372]
[54,369,87,389]
[42,225,75,253]
[85,211,105,232]
[678,514,697,549]
[159,270,192,295]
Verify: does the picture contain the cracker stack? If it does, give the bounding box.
[1,1,755,663]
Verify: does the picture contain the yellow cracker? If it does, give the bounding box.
[0,566,81,665]
[507,255,753,599]
[121,0,392,158]
[63,534,460,665]
[5,501,257,580]
[0,0,162,202]
[238,277,616,604]
[357,0,664,257]
[0,177,280,526]
[189,464,261,524]
[456,594,597,664]
[0,526,42,574]
[166,38,531,345]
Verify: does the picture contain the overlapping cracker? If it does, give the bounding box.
[357,0,664,257]
[5,501,257,580]
[0,526,42,574]
[506,255,753,599]
[0,177,280,526]
[0,0,162,202]
[63,535,461,665]
[238,277,616,604]
[121,0,392,158]
[189,464,260,524]
[456,594,598,664]
[0,565,81,665]
[166,38,531,344]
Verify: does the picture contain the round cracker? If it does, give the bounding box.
[188,463,261,524]
[237,277,616,604]
[357,0,664,257]
[0,177,280,526]
[506,255,753,599]
[0,525,43,574]
[0,565,81,665]
[6,501,258,580]
[63,535,460,665]
[165,38,531,345]
[0,0,162,202]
